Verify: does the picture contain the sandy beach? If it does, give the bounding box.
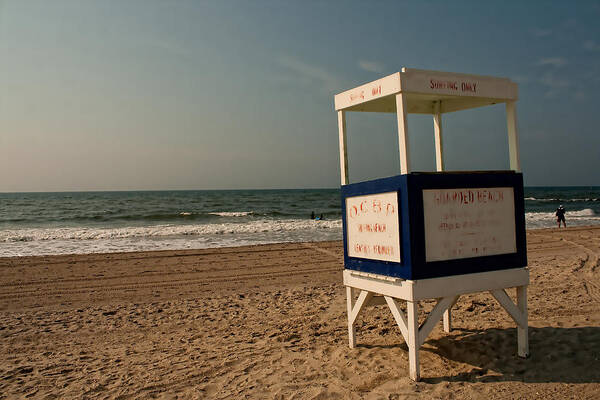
[1,227,599,399]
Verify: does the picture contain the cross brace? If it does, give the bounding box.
[344,269,529,381]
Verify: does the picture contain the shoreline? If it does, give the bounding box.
[2,224,599,261]
[1,227,599,398]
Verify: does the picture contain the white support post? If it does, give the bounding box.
[435,101,453,332]
[347,289,373,349]
[506,101,521,172]
[349,290,373,324]
[516,285,529,358]
[443,310,452,333]
[489,289,527,328]
[346,286,356,348]
[407,300,420,381]
[343,268,528,381]
[444,296,459,332]
[395,93,410,175]
[338,110,349,185]
[384,296,409,343]
[489,287,529,357]
[443,299,454,333]
[418,296,458,347]
[433,101,444,172]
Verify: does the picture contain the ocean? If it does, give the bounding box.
[1,187,599,257]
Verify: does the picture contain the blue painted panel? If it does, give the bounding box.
[341,171,527,280]
[341,175,413,279]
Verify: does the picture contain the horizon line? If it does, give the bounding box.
[2,184,600,194]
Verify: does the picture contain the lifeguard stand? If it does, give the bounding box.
[335,68,529,381]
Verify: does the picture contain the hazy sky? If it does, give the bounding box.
[1,1,599,191]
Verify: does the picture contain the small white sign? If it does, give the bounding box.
[423,187,516,262]
[346,192,401,262]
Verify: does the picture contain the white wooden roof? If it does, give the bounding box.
[334,68,518,114]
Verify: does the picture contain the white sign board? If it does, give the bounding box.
[334,73,401,110]
[423,187,516,262]
[404,73,483,98]
[400,69,518,100]
[346,192,401,262]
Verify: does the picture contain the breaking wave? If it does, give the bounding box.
[0,219,342,243]
[525,197,600,202]
[208,211,253,217]
[525,208,599,229]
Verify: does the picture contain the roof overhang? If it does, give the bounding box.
[334,68,518,114]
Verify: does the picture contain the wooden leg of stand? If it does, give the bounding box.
[346,286,356,348]
[517,285,529,358]
[443,296,459,333]
[407,300,420,381]
[443,308,451,333]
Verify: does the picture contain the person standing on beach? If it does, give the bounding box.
[556,205,566,228]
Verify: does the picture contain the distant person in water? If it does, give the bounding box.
[310,211,315,220]
[556,205,566,228]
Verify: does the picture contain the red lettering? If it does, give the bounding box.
[385,203,395,215]
[360,201,368,214]
[430,79,458,90]
[372,199,382,213]
[356,223,388,233]
[354,243,370,255]
[372,245,393,256]
[461,82,477,92]
[349,90,365,102]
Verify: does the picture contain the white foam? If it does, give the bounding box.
[0,219,342,243]
[0,219,344,257]
[3,210,600,257]
[525,197,599,202]
[525,208,599,229]
[524,197,558,202]
[209,211,253,217]
[569,208,595,216]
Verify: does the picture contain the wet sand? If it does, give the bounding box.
[1,227,599,399]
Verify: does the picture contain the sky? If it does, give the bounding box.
[1,0,599,191]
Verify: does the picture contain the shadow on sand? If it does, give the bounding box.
[416,326,600,384]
